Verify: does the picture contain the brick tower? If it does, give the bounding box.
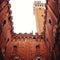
[34,1,45,35]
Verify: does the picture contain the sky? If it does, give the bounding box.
[10,0,46,34]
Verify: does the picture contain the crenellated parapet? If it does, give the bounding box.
[5,32,50,60]
[33,1,45,8]
[33,1,45,14]
[0,0,60,60]
[0,0,13,49]
[12,33,45,41]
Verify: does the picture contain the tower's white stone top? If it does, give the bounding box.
[33,1,45,8]
[33,1,45,14]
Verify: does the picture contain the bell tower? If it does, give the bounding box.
[33,1,45,35]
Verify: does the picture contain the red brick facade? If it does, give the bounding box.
[0,0,60,60]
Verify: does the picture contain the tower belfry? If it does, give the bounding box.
[33,1,45,35]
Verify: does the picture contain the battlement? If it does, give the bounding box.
[0,0,60,60]
[33,1,45,9]
[12,33,45,40]
[33,1,46,15]
[0,0,10,4]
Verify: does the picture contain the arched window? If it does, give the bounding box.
[49,19,52,25]
[3,20,6,26]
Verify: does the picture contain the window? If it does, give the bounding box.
[14,57,19,60]
[49,19,52,25]
[36,57,41,60]
[39,8,41,10]
[3,20,6,26]
[41,15,43,17]
[0,25,2,33]
[6,38,9,44]
[38,58,40,60]
[36,45,40,48]
[33,36,36,39]
[41,36,44,39]
[13,45,17,48]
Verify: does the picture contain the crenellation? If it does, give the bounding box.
[33,1,45,8]
[8,10,12,15]
[0,1,8,10]
[33,1,45,15]
[0,5,9,16]
[11,33,45,41]
[0,0,60,60]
